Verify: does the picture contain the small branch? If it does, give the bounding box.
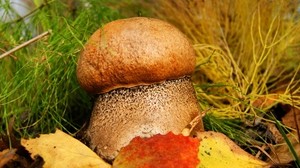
[0,48,17,60]
[12,1,48,23]
[0,30,52,60]
[182,108,210,136]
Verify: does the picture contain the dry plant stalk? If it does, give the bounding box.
[143,0,300,119]
[0,30,51,59]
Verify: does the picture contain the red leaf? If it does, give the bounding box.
[113,132,200,168]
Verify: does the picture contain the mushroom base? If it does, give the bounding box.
[87,76,202,161]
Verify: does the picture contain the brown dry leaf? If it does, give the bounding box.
[252,94,279,110]
[21,129,111,168]
[265,122,284,144]
[0,149,17,167]
[282,106,300,130]
[268,132,300,164]
[197,131,270,168]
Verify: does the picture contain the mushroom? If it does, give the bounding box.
[76,17,203,161]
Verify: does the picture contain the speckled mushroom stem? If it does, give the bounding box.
[87,76,202,160]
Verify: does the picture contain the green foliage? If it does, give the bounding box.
[203,114,252,146]
[0,0,120,136]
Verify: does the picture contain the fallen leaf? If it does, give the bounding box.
[282,106,300,130]
[113,132,200,168]
[265,122,283,144]
[0,133,43,168]
[21,129,111,168]
[268,132,300,164]
[252,94,279,110]
[0,149,17,167]
[197,131,270,168]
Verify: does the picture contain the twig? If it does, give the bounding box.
[182,108,210,136]
[9,0,53,24]
[0,30,52,60]
[13,2,47,23]
[0,48,17,59]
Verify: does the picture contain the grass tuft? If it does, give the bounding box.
[0,0,120,136]
[139,0,300,160]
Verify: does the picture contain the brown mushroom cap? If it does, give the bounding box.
[76,17,195,94]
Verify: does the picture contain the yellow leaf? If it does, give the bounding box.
[21,129,111,168]
[197,131,270,168]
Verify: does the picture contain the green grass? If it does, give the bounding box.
[274,116,300,167]
[0,0,120,137]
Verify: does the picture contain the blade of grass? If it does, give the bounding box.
[274,118,300,167]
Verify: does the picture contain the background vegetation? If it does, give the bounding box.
[1,0,300,164]
[140,0,300,161]
[0,0,120,136]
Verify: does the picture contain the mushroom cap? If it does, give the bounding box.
[76,17,196,94]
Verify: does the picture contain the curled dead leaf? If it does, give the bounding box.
[0,149,17,167]
[21,129,111,168]
[268,132,300,165]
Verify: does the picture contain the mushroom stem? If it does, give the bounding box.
[87,76,203,160]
